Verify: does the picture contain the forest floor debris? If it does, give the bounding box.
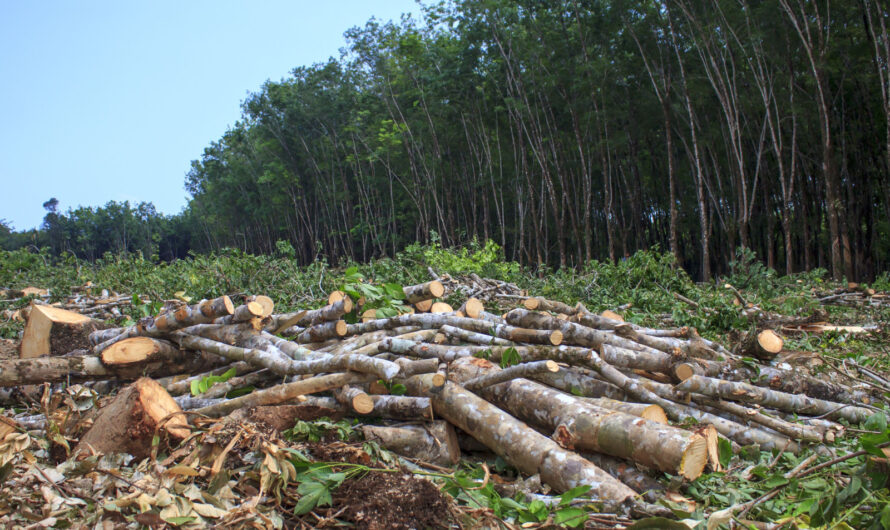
[0,247,889,528]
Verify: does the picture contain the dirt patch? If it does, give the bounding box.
[0,339,18,359]
[49,320,112,356]
[308,441,372,465]
[333,471,451,530]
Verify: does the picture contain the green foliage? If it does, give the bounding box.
[399,238,521,282]
[338,266,408,319]
[190,367,237,396]
[283,418,358,443]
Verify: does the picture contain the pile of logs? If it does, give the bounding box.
[817,283,889,308]
[0,279,882,514]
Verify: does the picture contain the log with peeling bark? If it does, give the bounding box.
[461,360,559,391]
[522,297,577,315]
[448,357,708,480]
[195,372,378,417]
[334,385,375,414]
[361,421,460,466]
[367,394,434,420]
[405,373,638,502]
[74,378,189,459]
[439,324,513,346]
[144,296,234,333]
[402,280,445,304]
[20,303,105,358]
[296,320,348,343]
[675,375,873,424]
[583,397,669,424]
[0,350,227,387]
[582,350,799,452]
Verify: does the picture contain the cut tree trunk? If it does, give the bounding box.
[74,378,189,459]
[449,357,708,480]
[402,281,445,304]
[522,297,577,315]
[20,303,104,358]
[739,329,784,361]
[361,421,460,466]
[405,373,638,502]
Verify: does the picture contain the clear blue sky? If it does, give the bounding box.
[0,0,419,231]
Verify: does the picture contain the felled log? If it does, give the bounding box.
[402,280,445,304]
[675,375,872,424]
[334,385,375,414]
[214,302,265,325]
[361,421,460,466]
[582,452,664,503]
[522,297,577,315]
[583,351,799,452]
[296,320,348,343]
[99,337,182,367]
[246,295,275,318]
[439,325,513,346]
[74,378,189,459]
[0,350,226,387]
[194,371,378,418]
[459,298,484,318]
[367,395,433,420]
[449,357,708,480]
[739,329,784,361]
[145,296,234,333]
[405,373,637,502]
[20,303,104,358]
[583,397,669,424]
[461,360,559,391]
[157,361,255,396]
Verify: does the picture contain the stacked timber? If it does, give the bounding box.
[0,279,881,517]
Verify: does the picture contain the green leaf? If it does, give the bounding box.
[295,481,332,514]
[558,485,591,506]
[718,436,733,468]
[860,432,890,457]
[389,383,407,396]
[164,516,197,526]
[879,503,890,529]
[554,507,586,527]
[864,412,888,433]
[384,283,405,300]
[500,347,521,368]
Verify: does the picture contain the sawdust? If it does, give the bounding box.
[333,471,452,530]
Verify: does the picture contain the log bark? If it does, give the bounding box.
[157,362,254,396]
[581,452,664,503]
[296,320,347,343]
[194,372,377,417]
[334,385,375,414]
[461,360,559,391]
[367,395,433,420]
[690,395,824,443]
[675,375,872,424]
[404,373,637,502]
[583,351,799,452]
[361,421,460,466]
[74,378,189,459]
[522,297,577,315]
[0,351,226,386]
[439,325,513,346]
[402,281,445,304]
[214,302,264,325]
[146,296,234,333]
[449,357,708,480]
[583,397,668,425]
[20,303,102,358]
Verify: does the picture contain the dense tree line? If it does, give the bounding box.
[8,0,890,279]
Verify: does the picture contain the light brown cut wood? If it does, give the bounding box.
[361,309,377,322]
[601,310,624,322]
[461,298,484,318]
[327,290,346,305]
[20,303,96,358]
[246,295,275,317]
[414,299,434,312]
[74,378,189,459]
[740,329,784,360]
[100,337,181,367]
[430,302,453,313]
